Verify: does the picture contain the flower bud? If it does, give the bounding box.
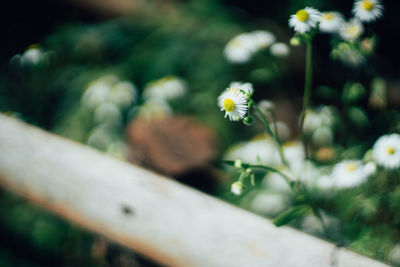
[290,37,301,46]
[231,181,244,195]
[234,159,243,169]
[243,116,254,126]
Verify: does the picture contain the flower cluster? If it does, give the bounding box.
[224,30,290,63]
[289,0,383,35]
[288,1,383,66]
[80,75,137,158]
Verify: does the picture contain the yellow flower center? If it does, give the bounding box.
[231,40,243,48]
[388,147,396,155]
[347,25,359,35]
[296,9,309,22]
[223,98,235,112]
[346,163,357,172]
[323,12,334,21]
[362,0,375,11]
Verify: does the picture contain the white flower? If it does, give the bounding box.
[270,42,290,57]
[312,127,334,146]
[218,87,248,121]
[94,102,122,124]
[250,192,288,217]
[364,161,377,176]
[229,81,254,95]
[372,134,400,169]
[262,172,291,192]
[332,42,366,66]
[289,7,322,34]
[137,99,173,119]
[224,136,281,166]
[283,141,305,166]
[143,76,186,101]
[87,124,116,150]
[110,81,137,108]
[231,181,244,195]
[82,81,112,109]
[340,19,364,42]
[353,0,383,23]
[21,47,43,65]
[331,160,369,188]
[224,33,257,63]
[319,12,344,33]
[250,30,276,50]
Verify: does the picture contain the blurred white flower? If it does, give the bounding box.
[229,81,254,95]
[110,81,137,108]
[303,106,336,136]
[137,100,173,119]
[270,42,290,57]
[289,7,322,34]
[87,124,115,150]
[82,81,112,109]
[352,0,383,23]
[106,141,129,160]
[143,76,186,101]
[231,181,244,195]
[262,172,292,192]
[251,30,276,50]
[372,134,400,169]
[364,161,377,176]
[218,87,248,121]
[319,12,344,33]
[250,192,289,217]
[225,136,281,166]
[312,127,334,146]
[283,141,305,165]
[331,160,369,188]
[388,244,400,266]
[224,33,257,63]
[301,215,325,235]
[21,47,43,65]
[258,100,275,113]
[340,19,364,42]
[332,43,366,66]
[94,102,122,124]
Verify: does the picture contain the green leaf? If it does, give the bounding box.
[273,205,311,227]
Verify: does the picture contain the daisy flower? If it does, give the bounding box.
[339,19,364,42]
[224,33,257,63]
[319,12,345,33]
[372,134,400,169]
[218,87,248,121]
[331,160,369,188]
[352,0,384,23]
[289,7,322,34]
[229,81,254,96]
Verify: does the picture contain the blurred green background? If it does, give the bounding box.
[1,0,400,266]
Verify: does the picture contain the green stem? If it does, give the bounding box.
[253,103,288,167]
[302,40,313,115]
[243,163,294,190]
[299,39,313,159]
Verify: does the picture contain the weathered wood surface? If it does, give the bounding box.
[0,114,389,267]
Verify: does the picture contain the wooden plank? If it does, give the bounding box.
[0,114,388,267]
